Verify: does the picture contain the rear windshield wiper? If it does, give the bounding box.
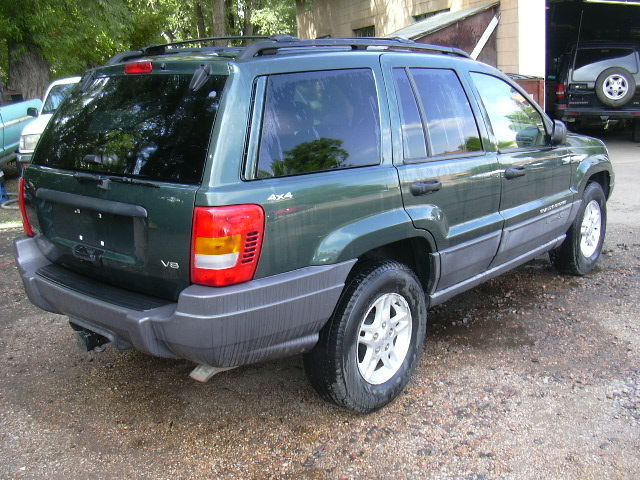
[73,172,159,189]
[107,176,160,188]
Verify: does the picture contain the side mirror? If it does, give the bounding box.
[550,120,567,146]
[27,107,39,118]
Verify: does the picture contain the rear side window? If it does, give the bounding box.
[409,68,482,157]
[393,69,427,160]
[256,69,381,178]
[34,74,226,184]
[470,72,547,150]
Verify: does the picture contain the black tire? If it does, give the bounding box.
[550,182,607,275]
[595,67,636,108]
[632,119,640,143]
[304,260,428,413]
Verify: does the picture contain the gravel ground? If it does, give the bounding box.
[0,135,638,479]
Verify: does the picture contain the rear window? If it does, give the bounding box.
[255,69,381,178]
[575,48,635,70]
[573,48,638,81]
[34,74,226,184]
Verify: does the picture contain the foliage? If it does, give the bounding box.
[0,0,297,89]
[271,138,348,177]
[252,0,297,36]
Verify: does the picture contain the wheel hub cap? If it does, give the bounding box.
[603,74,628,100]
[580,199,602,258]
[357,293,412,385]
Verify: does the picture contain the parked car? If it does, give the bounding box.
[15,37,613,413]
[18,77,81,169]
[552,41,640,140]
[0,98,41,167]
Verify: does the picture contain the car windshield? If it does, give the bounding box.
[41,83,78,115]
[34,73,226,184]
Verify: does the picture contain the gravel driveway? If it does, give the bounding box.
[0,134,638,479]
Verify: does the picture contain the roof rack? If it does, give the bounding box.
[106,35,469,66]
[106,35,281,65]
[238,36,470,60]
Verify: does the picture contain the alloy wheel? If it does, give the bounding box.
[357,293,412,385]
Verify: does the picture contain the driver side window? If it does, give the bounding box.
[470,72,547,151]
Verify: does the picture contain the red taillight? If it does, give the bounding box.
[19,177,34,237]
[556,83,566,101]
[191,205,265,287]
[124,61,153,75]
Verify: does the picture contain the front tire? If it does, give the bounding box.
[304,260,428,413]
[632,119,640,143]
[550,182,607,275]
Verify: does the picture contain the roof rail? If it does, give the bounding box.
[106,35,282,65]
[105,35,470,66]
[238,37,470,60]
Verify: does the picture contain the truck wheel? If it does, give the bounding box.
[595,67,635,108]
[304,260,427,413]
[550,182,606,275]
[632,119,640,142]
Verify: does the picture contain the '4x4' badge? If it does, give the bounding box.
[267,192,293,202]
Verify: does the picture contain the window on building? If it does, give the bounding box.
[393,69,427,160]
[470,72,547,150]
[410,68,482,157]
[413,9,450,22]
[353,25,375,37]
[256,69,381,178]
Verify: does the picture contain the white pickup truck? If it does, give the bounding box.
[0,98,41,167]
[18,77,80,168]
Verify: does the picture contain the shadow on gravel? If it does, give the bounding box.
[1,236,626,439]
[6,257,572,425]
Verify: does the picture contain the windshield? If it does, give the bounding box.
[41,83,78,114]
[34,73,226,184]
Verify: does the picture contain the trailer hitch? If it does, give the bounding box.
[70,322,109,352]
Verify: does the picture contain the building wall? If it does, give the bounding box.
[295,0,545,76]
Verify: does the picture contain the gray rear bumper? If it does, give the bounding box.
[15,237,354,367]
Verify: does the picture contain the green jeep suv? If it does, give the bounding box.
[15,36,613,413]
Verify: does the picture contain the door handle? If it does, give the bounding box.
[504,167,526,180]
[410,180,442,196]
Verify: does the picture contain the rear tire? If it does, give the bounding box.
[304,260,428,413]
[550,182,607,275]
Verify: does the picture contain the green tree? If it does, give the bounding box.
[0,0,166,99]
[252,0,296,36]
[0,0,297,100]
[271,138,348,177]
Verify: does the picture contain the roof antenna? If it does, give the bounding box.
[571,9,584,76]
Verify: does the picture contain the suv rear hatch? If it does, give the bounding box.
[25,61,228,301]
[565,46,640,110]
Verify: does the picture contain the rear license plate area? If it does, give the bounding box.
[50,203,135,256]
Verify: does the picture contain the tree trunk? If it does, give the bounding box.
[195,1,207,37]
[212,0,226,37]
[0,78,6,104]
[7,42,50,100]
[243,0,255,36]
